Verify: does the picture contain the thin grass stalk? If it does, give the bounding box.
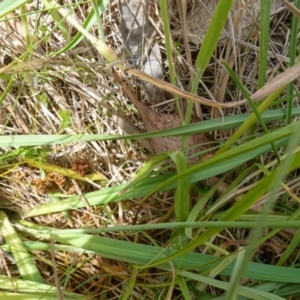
[257,0,271,89]
[216,87,283,155]
[184,0,236,115]
[257,206,300,250]
[19,219,300,235]
[121,268,137,300]
[159,0,182,122]
[0,76,14,106]
[196,248,235,292]
[19,5,30,47]
[39,0,68,38]
[176,275,191,300]
[245,1,271,147]
[248,0,271,143]
[224,249,246,300]
[91,0,105,42]
[172,151,189,222]
[19,4,36,89]
[277,229,300,266]
[222,61,280,162]
[206,167,256,215]
[185,178,224,238]
[182,0,235,151]
[286,0,300,124]
[1,107,300,148]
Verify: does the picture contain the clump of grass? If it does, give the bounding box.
[0,0,300,299]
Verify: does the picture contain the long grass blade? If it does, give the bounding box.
[0,212,43,283]
[20,226,300,284]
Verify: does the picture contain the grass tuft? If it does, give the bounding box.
[0,0,300,299]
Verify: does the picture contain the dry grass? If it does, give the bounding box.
[0,0,299,299]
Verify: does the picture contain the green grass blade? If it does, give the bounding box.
[225,249,247,300]
[91,0,105,42]
[217,87,284,154]
[258,0,271,88]
[169,151,190,248]
[140,121,298,201]
[0,212,44,283]
[23,134,293,217]
[160,0,182,121]
[185,0,235,126]
[18,220,300,236]
[40,0,68,38]
[222,60,280,161]
[176,275,191,300]
[277,229,300,266]
[53,0,110,55]
[286,0,300,124]
[0,274,58,294]
[2,107,300,148]
[225,120,300,298]
[185,179,223,239]
[21,227,300,284]
[195,0,235,71]
[170,151,189,222]
[118,152,170,196]
[140,150,300,270]
[0,0,28,17]
[178,270,285,300]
